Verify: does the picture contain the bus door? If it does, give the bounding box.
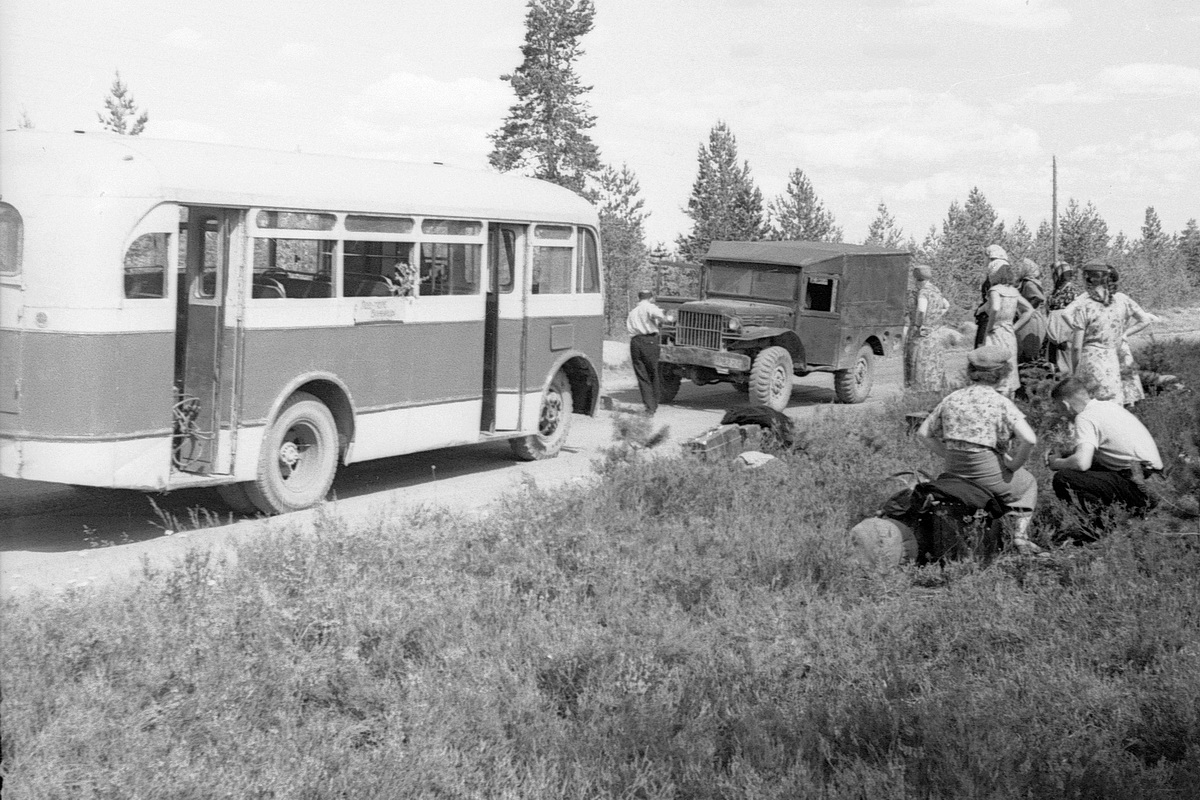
[174,206,239,474]
[483,224,524,432]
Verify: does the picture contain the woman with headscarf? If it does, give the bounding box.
[1065,262,1153,406]
[917,344,1042,555]
[983,262,1033,398]
[1045,261,1077,374]
[1015,257,1048,364]
[904,264,952,390]
[974,244,1009,348]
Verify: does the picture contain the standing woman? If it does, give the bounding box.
[904,264,952,390]
[983,262,1033,398]
[1045,261,1078,375]
[1066,261,1153,406]
[1109,267,1151,406]
[1015,258,1048,364]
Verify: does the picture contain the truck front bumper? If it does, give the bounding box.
[660,345,751,372]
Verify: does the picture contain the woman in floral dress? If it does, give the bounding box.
[983,263,1033,398]
[1066,262,1152,406]
[1045,261,1078,374]
[1110,268,1150,405]
[904,264,952,390]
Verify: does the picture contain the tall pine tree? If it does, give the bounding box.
[1059,199,1109,269]
[488,0,600,194]
[931,188,1003,309]
[863,201,905,249]
[676,121,767,261]
[767,169,842,242]
[1140,206,1167,269]
[1179,218,1200,285]
[590,163,649,333]
[97,70,148,135]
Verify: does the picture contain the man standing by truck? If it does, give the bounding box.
[626,290,669,415]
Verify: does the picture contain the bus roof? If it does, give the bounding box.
[706,240,909,268]
[0,130,598,226]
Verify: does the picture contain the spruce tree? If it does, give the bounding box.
[932,188,1003,309]
[1178,219,1200,285]
[590,163,649,333]
[97,70,149,135]
[863,201,905,249]
[676,121,767,261]
[768,169,842,242]
[1140,206,1167,268]
[488,0,600,194]
[1059,199,1110,270]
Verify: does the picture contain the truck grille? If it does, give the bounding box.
[676,310,724,350]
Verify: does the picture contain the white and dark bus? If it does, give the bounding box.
[0,130,604,514]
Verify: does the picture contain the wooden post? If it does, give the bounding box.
[1052,156,1059,264]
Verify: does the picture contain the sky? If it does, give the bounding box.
[2,0,1198,251]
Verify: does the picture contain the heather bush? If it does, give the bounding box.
[4,344,1200,798]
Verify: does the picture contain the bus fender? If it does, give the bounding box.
[540,350,600,416]
[259,371,357,461]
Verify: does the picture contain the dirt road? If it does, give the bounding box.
[1,345,907,599]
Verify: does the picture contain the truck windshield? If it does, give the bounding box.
[707,263,798,301]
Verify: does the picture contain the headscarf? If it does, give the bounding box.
[1021,258,1042,280]
[912,264,932,281]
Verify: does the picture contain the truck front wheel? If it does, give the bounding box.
[835,345,875,404]
[750,346,793,411]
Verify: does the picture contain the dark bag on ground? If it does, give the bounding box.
[886,474,1007,565]
[720,406,794,447]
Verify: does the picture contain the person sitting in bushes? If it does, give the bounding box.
[916,344,1044,555]
[1046,378,1163,526]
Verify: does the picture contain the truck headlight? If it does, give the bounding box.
[727,316,742,332]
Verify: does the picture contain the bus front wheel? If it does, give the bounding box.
[510,370,573,461]
[246,391,339,514]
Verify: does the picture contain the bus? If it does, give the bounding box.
[0,130,603,514]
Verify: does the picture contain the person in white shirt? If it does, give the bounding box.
[625,290,668,414]
[1047,378,1163,523]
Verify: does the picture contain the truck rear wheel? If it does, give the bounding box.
[835,345,875,404]
[750,346,793,411]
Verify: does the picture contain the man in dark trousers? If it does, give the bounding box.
[1047,377,1163,527]
[626,290,669,414]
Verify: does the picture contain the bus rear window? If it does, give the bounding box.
[124,233,169,298]
[0,203,23,278]
[577,229,599,293]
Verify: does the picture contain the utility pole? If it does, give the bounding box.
[1051,156,1059,264]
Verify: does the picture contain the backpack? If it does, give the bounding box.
[884,474,1007,565]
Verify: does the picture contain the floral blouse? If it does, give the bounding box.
[1047,281,1077,312]
[1067,292,1145,350]
[925,384,1026,453]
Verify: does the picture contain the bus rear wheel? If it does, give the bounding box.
[246,391,338,514]
[510,370,573,461]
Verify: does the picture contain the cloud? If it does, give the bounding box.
[237,79,301,101]
[163,28,218,52]
[905,0,1071,30]
[1018,81,1103,105]
[1099,63,1200,97]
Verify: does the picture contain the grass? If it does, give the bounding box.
[3,346,1200,798]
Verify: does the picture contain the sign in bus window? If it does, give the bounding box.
[123,233,169,298]
[577,229,599,293]
[420,243,481,295]
[535,224,572,240]
[532,246,572,294]
[253,238,335,298]
[0,202,25,278]
[421,219,482,237]
[255,210,336,231]
[346,215,414,234]
[344,240,415,297]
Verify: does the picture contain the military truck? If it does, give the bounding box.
[658,241,909,409]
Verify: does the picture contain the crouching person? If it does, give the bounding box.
[1046,378,1163,527]
[917,345,1044,555]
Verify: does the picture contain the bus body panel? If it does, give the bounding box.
[0,130,605,495]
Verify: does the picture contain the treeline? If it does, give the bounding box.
[488,1,1200,329]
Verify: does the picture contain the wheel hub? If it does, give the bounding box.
[279,440,302,469]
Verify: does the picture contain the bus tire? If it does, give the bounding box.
[749,346,793,411]
[834,345,875,404]
[510,370,573,461]
[246,392,338,514]
[216,482,259,514]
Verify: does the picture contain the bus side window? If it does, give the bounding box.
[577,229,599,294]
[123,233,169,299]
[344,240,414,297]
[252,238,336,298]
[420,243,481,296]
[532,245,572,294]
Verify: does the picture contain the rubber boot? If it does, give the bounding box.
[1005,513,1044,556]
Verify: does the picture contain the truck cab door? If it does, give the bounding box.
[797,273,841,366]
